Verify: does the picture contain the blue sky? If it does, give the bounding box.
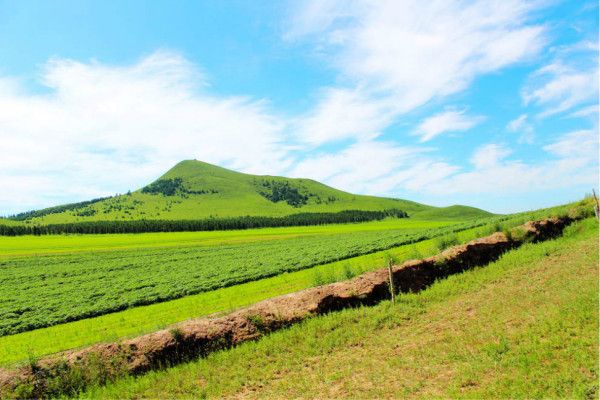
[0,0,598,214]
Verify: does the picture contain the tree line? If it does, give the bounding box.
[8,197,112,221]
[0,209,408,236]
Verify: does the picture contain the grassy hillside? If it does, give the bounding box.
[84,218,598,399]
[8,160,491,224]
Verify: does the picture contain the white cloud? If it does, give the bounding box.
[543,129,598,159]
[523,67,598,117]
[506,114,534,144]
[0,51,289,214]
[289,0,546,144]
[290,141,417,194]
[290,140,458,195]
[409,130,598,196]
[522,41,599,117]
[568,104,599,118]
[507,114,528,132]
[470,144,512,169]
[415,110,484,142]
[293,87,396,145]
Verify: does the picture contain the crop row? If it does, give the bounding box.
[0,220,495,336]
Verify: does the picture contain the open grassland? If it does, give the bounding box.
[83,218,598,399]
[1,219,491,336]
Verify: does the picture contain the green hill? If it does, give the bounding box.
[9,160,492,224]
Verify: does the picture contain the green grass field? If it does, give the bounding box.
[5,160,491,224]
[81,217,598,399]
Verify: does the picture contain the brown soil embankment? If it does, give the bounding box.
[0,216,574,398]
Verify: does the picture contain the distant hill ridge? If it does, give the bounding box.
[6,160,493,224]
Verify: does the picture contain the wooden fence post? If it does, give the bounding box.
[387,258,396,304]
[593,189,600,221]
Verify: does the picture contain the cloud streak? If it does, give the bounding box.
[289,0,547,144]
[415,110,484,142]
[522,40,599,117]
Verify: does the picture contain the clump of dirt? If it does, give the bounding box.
[0,216,574,398]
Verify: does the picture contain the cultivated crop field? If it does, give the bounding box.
[5,201,578,369]
[0,218,501,366]
[1,219,485,336]
[0,219,455,256]
[0,200,584,370]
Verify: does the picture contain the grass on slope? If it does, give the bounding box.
[14,160,490,224]
[0,220,491,366]
[83,218,598,399]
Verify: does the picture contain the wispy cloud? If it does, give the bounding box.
[470,144,512,169]
[568,104,598,118]
[290,140,458,196]
[412,129,598,196]
[415,110,484,142]
[289,0,547,144]
[522,41,599,117]
[543,129,598,159]
[506,114,535,144]
[292,87,396,145]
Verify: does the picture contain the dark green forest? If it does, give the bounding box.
[0,209,408,236]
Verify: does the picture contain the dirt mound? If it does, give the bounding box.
[0,216,574,398]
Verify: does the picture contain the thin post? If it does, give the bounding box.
[387,258,396,304]
[593,189,600,221]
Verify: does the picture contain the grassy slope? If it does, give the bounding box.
[84,218,598,399]
[0,218,20,226]
[14,160,490,223]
